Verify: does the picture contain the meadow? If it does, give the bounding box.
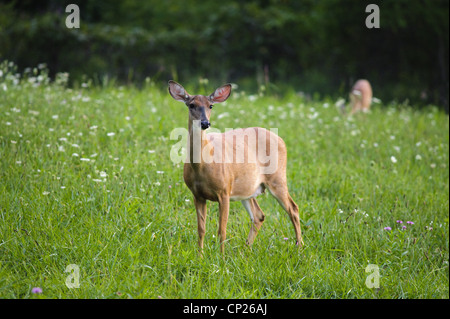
[0,61,448,299]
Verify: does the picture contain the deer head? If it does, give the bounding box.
[168,80,232,130]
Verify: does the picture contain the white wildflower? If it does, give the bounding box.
[372,97,381,103]
[335,98,345,108]
[390,156,397,163]
[217,112,229,119]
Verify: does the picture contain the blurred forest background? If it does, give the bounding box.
[0,0,448,110]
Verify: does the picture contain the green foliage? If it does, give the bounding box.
[0,0,448,109]
[0,63,448,298]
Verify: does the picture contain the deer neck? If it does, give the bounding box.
[188,120,209,169]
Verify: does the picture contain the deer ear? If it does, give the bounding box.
[209,84,231,103]
[168,80,190,102]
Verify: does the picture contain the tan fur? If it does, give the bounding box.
[168,81,303,253]
[349,79,373,114]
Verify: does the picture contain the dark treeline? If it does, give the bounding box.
[0,0,448,110]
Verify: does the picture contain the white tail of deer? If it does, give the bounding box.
[168,80,304,253]
[347,79,373,115]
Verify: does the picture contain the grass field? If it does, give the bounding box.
[0,62,449,299]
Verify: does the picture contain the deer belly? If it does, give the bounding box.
[230,183,265,201]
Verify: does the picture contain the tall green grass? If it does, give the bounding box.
[0,62,448,298]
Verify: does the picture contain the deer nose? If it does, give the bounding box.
[201,120,210,130]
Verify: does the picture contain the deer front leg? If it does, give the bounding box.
[194,197,207,252]
[218,195,230,253]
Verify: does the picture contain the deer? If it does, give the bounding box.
[345,79,373,115]
[168,80,304,253]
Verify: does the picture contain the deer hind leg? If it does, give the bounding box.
[266,181,304,247]
[241,198,265,246]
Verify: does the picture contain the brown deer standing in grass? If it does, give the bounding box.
[346,79,373,115]
[168,80,304,253]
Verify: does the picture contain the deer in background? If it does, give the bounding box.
[168,80,304,253]
[344,79,373,115]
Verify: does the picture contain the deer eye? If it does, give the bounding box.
[209,105,213,109]
[188,103,195,109]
